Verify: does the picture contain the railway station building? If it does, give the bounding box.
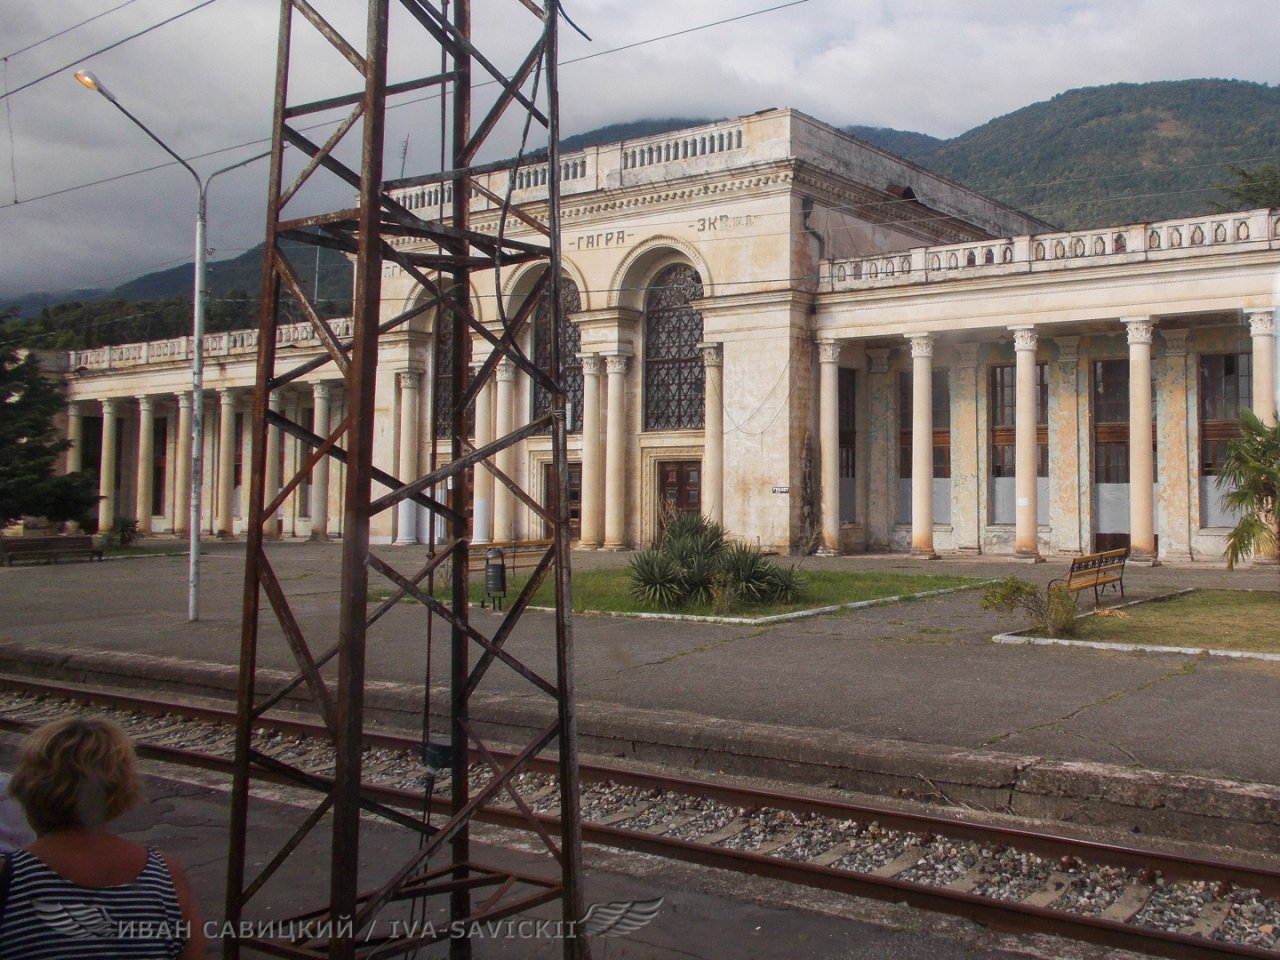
[45,108,1280,561]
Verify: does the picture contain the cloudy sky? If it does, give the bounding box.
[1,0,1278,301]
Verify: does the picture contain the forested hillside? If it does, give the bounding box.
[847,79,1280,229]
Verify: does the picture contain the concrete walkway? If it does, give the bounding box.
[1,541,1277,843]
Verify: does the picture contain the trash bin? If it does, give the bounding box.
[485,547,506,607]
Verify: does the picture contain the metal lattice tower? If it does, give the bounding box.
[223,2,587,957]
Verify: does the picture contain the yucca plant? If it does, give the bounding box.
[628,549,685,609]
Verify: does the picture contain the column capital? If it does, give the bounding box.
[1160,328,1190,358]
[1123,317,1155,345]
[495,359,516,382]
[66,401,82,417]
[1247,309,1275,338]
[312,381,332,400]
[174,391,192,409]
[397,370,422,391]
[905,333,933,359]
[1009,325,1038,351]
[699,341,724,367]
[580,353,604,375]
[136,394,154,411]
[867,347,891,374]
[101,397,117,413]
[1054,336,1080,365]
[604,354,630,375]
[815,339,841,364]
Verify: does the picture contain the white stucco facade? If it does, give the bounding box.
[45,109,1280,560]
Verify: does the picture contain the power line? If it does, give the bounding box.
[0,0,222,102]
[2,0,144,61]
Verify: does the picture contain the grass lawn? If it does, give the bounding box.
[502,567,980,618]
[1072,590,1280,653]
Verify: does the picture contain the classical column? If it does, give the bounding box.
[64,403,83,532]
[493,360,516,543]
[310,382,331,539]
[1050,337,1084,556]
[1158,328,1192,561]
[603,353,630,550]
[472,365,494,544]
[282,394,299,538]
[906,334,937,558]
[66,403,83,474]
[264,393,283,539]
[817,339,841,553]
[97,398,117,533]
[1010,326,1041,560]
[216,389,237,538]
[173,393,192,538]
[865,348,893,549]
[1247,309,1277,424]
[701,342,725,528]
[578,354,604,548]
[1124,317,1157,563]
[395,371,421,544]
[134,396,155,535]
[949,343,981,555]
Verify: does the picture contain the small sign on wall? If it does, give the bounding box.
[771,485,790,494]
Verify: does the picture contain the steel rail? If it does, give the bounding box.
[1,675,1278,960]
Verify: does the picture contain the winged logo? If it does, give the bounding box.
[33,900,117,939]
[578,897,664,937]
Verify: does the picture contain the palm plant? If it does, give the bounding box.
[1217,409,1280,579]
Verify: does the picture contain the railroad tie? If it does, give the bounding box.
[753,827,805,856]
[872,846,925,880]
[807,844,852,868]
[943,863,988,894]
[699,817,752,845]
[1182,900,1231,939]
[1020,871,1072,909]
[640,812,698,836]
[593,802,655,827]
[1099,884,1154,923]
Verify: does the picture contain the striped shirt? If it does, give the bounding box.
[0,847,186,959]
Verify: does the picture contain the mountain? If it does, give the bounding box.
[847,79,1280,229]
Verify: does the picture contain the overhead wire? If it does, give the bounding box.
[1,0,144,61]
[0,0,222,102]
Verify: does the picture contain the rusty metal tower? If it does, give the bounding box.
[224,2,587,957]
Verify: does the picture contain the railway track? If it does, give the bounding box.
[0,674,1277,959]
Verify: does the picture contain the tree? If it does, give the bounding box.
[1217,409,1280,580]
[0,346,98,526]
[1216,163,1280,211]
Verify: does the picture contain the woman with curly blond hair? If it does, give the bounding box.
[0,716,204,959]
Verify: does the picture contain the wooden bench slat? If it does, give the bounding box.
[0,535,103,565]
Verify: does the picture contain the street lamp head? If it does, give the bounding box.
[74,69,117,103]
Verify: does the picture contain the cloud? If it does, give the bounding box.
[1,0,1277,300]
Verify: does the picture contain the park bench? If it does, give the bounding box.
[0,534,104,566]
[1048,548,1128,606]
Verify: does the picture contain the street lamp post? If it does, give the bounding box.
[75,69,267,622]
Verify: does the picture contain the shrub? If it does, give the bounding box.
[982,576,1079,637]
[106,518,142,549]
[627,519,806,612]
[628,549,684,609]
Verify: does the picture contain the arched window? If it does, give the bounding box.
[532,277,583,433]
[643,264,704,430]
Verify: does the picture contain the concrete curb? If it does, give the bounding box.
[531,580,992,626]
[2,639,1277,852]
[992,588,1280,662]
